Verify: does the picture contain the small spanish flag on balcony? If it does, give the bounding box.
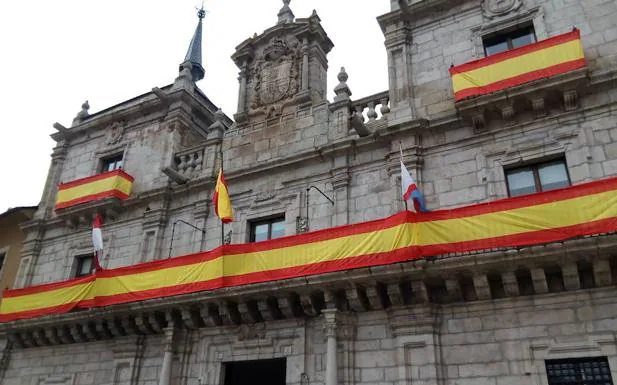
[449,29,586,101]
[213,168,233,223]
[55,170,134,210]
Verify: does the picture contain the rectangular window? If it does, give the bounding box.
[505,158,570,197]
[250,217,285,242]
[74,254,94,277]
[100,154,124,173]
[0,252,5,271]
[483,25,536,56]
[546,357,614,385]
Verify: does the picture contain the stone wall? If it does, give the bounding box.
[3,286,616,385]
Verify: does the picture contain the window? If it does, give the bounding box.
[250,217,285,242]
[546,357,614,385]
[74,255,94,277]
[100,154,124,173]
[483,25,536,56]
[0,251,6,278]
[505,158,570,197]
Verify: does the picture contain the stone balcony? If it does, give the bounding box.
[449,29,589,132]
[1,233,616,349]
[54,170,134,227]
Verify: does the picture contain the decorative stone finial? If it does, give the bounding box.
[72,100,90,125]
[333,67,352,102]
[277,0,295,24]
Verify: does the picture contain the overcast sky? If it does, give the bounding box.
[0,0,390,213]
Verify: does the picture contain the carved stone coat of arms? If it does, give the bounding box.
[251,38,300,117]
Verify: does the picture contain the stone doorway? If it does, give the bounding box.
[223,358,286,385]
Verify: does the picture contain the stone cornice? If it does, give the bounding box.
[2,233,615,333]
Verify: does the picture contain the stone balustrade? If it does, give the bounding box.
[173,144,206,177]
[351,90,390,123]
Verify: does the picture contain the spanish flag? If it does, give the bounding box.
[449,29,586,101]
[213,168,233,223]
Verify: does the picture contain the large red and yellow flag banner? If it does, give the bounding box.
[4,177,617,322]
[449,29,586,101]
[55,170,134,210]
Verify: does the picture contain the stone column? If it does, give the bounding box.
[237,62,248,114]
[301,38,309,91]
[158,326,175,385]
[323,309,338,385]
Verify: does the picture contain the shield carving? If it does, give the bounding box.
[259,59,292,104]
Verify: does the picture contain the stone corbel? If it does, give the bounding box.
[563,89,579,111]
[531,97,547,118]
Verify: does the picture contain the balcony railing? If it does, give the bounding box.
[449,29,586,101]
[55,170,134,210]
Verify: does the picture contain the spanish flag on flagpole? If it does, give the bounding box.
[213,168,233,223]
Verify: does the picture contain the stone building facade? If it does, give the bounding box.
[0,206,37,295]
[1,0,617,384]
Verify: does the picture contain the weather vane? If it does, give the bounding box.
[196,0,206,19]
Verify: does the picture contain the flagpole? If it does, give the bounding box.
[220,142,225,246]
[400,142,408,212]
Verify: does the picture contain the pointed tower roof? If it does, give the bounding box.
[179,7,206,82]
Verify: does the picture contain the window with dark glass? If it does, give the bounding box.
[250,217,285,242]
[0,252,5,272]
[546,357,614,385]
[100,154,124,173]
[505,158,570,197]
[483,25,536,56]
[74,255,94,277]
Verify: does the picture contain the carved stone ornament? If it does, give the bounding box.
[106,121,125,144]
[251,38,300,117]
[296,216,308,234]
[482,0,522,18]
[234,323,266,341]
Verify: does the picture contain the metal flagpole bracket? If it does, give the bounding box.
[168,219,206,259]
[306,185,335,231]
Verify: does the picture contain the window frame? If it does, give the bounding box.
[74,254,95,278]
[483,24,537,56]
[504,157,571,197]
[249,216,285,243]
[99,153,124,174]
[545,356,614,385]
[0,248,7,278]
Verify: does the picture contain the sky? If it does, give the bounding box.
[0,0,391,213]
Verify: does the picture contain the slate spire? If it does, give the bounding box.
[179,6,206,82]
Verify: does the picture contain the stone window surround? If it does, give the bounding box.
[93,144,128,176]
[528,333,617,385]
[0,246,9,280]
[66,238,111,278]
[503,155,571,197]
[471,6,547,59]
[238,192,299,244]
[484,134,574,200]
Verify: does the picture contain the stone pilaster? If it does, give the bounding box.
[388,305,442,385]
[112,335,145,385]
[331,167,350,227]
[0,337,11,384]
[158,326,176,385]
[323,309,338,385]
